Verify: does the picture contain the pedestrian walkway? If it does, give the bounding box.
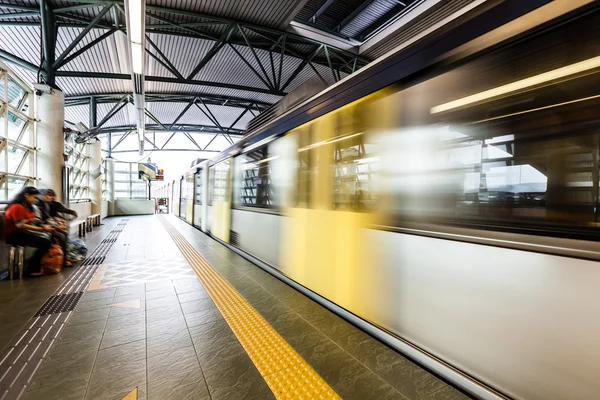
[0,215,471,400]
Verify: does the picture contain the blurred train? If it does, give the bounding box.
[171,2,600,399]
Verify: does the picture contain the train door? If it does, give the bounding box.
[279,100,377,313]
[179,176,187,220]
[185,173,194,225]
[200,161,209,232]
[210,158,232,242]
[193,168,203,229]
[172,179,180,217]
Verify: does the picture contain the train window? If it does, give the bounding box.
[332,108,378,211]
[195,170,203,205]
[238,146,276,208]
[212,159,231,203]
[295,126,313,208]
[380,11,600,235]
[208,167,214,206]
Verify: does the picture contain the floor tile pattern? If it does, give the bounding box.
[99,257,195,288]
[160,216,341,399]
[5,215,474,400]
[0,220,128,400]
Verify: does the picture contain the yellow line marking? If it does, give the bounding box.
[159,216,340,400]
[87,264,109,291]
[121,387,137,400]
[111,299,141,309]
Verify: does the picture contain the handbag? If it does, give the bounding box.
[41,239,64,275]
[24,229,52,240]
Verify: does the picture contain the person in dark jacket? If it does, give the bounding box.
[37,189,78,220]
[37,189,76,267]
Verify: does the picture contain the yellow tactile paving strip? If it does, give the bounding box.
[159,216,341,400]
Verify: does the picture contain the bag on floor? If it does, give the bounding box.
[41,240,64,275]
[66,238,88,264]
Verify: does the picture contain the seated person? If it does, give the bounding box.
[37,189,78,220]
[4,187,52,277]
[37,189,76,266]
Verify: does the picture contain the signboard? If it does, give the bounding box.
[138,163,157,181]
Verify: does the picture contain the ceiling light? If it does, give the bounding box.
[130,42,144,75]
[431,55,600,114]
[126,0,145,75]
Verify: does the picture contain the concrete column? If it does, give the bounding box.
[106,157,115,216]
[36,88,65,202]
[90,140,102,215]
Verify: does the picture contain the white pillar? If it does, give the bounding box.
[36,89,65,202]
[90,140,102,215]
[106,157,115,216]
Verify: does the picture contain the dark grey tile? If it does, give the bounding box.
[184,307,223,328]
[175,281,205,295]
[100,324,146,349]
[86,358,146,400]
[48,335,102,361]
[422,385,472,400]
[24,383,88,400]
[189,320,238,364]
[180,297,216,315]
[105,310,146,331]
[57,319,106,343]
[95,339,147,372]
[80,289,116,302]
[29,351,96,391]
[147,326,193,357]
[68,307,111,326]
[146,304,183,323]
[74,298,114,312]
[146,295,180,310]
[146,314,187,337]
[114,284,146,297]
[201,342,274,400]
[145,287,177,300]
[110,293,146,305]
[109,305,145,319]
[177,290,210,304]
[147,345,209,399]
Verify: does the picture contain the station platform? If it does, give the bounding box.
[0,215,471,400]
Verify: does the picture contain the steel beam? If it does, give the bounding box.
[0,49,38,72]
[55,71,286,96]
[40,0,57,86]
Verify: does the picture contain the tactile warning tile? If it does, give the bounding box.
[159,217,340,400]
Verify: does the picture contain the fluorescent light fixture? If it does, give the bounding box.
[128,0,143,43]
[130,42,143,74]
[431,55,600,114]
[127,0,145,75]
[138,127,144,142]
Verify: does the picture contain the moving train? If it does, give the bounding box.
[171,2,600,399]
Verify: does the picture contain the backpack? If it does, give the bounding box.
[41,240,64,275]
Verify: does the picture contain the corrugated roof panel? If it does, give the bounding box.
[97,101,136,128]
[362,0,478,59]
[64,104,90,126]
[7,65,38,87]
[341,0,397,38]
[56,27,109,61]
[194,44,270,90]
[0,25,41,66]
[297,0,326,21]
[176,103,218,126]
[146,0,304,29]
[147,33,213,79]
[145,101,189,125]
[203,104,246,128]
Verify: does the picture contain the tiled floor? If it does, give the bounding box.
[1,215,473,400]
